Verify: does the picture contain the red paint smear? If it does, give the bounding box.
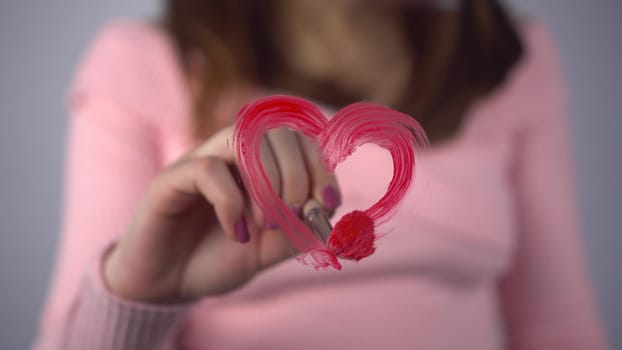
[328,210,375,261]
[234,95,427,270]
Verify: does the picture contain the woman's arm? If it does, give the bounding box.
[34,21,342,350]
[498,24,609,350]
[34,96,192,350]
[33,22,192,350]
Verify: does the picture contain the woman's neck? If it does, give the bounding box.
[273,0,414,106]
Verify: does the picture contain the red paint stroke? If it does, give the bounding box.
[234,95,427,270]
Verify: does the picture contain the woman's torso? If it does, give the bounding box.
[82,19,546,350]
[164,45,519,350]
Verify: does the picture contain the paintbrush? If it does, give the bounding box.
[303,199,333,244]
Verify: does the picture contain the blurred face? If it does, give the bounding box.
[275,0,414,105]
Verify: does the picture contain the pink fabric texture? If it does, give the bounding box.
[33,19,608,350]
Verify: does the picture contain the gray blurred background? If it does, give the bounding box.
[0,1,620,349]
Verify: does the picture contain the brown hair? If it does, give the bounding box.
[164,0,523,142]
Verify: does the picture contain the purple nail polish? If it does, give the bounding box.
[265,218,278,230]
[235,218,250,243]
[322,186,341,209]
[289,205,302,219]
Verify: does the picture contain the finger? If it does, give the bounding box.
[182,125,236,162]
[154,156,247,243]
[186,125,282,230]
[249,136,281,227]
[298,134,342,211]
[256,227,298,270]
[266,127,310,214]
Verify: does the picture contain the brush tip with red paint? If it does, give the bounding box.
[328,210,376,261]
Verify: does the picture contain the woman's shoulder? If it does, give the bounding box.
[467,18,568,134]
[517,19,565,83]
[70,19,191,129]
[513,19,568,125]
[501,5,562,77]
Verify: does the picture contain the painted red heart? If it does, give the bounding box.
[234,95,427,270]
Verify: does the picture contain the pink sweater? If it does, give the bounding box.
[34,19,608,349]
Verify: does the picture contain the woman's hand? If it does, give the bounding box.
[103,125,341,304]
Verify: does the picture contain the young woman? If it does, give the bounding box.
[34,0,608,349]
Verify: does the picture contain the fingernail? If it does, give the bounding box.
[322,186,341,209]
[265,217,278,230]
[289,205,302,219]
[235,218,250,243]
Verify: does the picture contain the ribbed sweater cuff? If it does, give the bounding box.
[62,246,193,350]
